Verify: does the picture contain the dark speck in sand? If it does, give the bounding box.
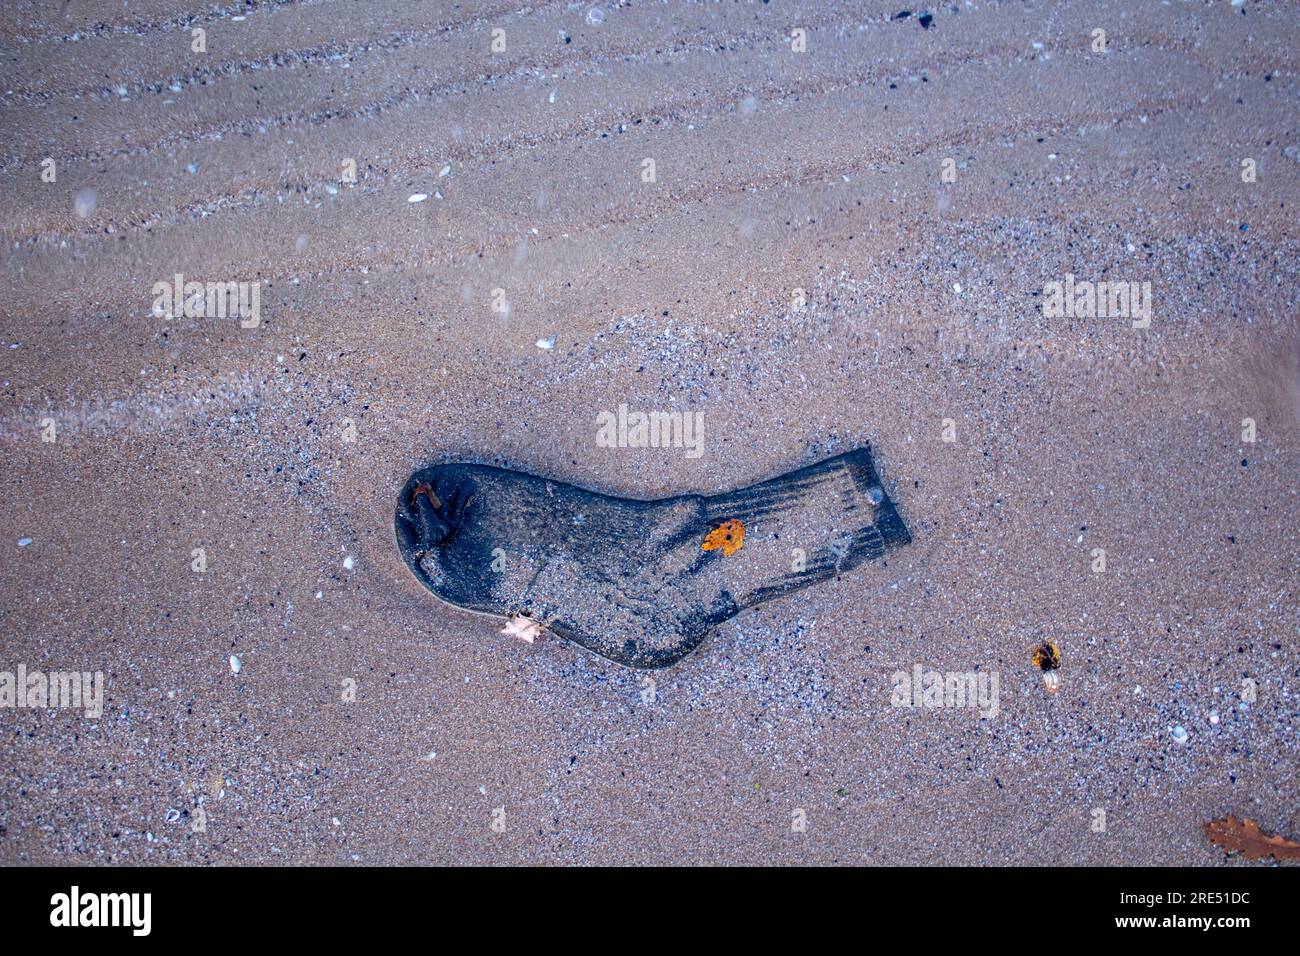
[918,12,934,29]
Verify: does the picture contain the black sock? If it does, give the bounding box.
[395,447,910,668]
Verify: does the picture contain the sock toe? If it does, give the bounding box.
[874,496,912,549]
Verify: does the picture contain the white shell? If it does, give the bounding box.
[500,615,543,644]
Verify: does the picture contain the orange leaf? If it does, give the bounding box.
[702,519,745,557]
[1204,816,1300,861]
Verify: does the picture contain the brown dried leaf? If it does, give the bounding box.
[1032,641,1061,671]
[1204,816,1300,861]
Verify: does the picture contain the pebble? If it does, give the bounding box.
[536,337,556,349]
[17,537,32,548]
[408,193,428,203]
[1170,725,1188,744]
[229,654,242,674]
[343,555,355,571]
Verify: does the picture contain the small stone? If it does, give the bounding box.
[1171,725,1188,744]
[229,654,242,674]
[17,537,32,548]
[343,555,355,571]
[408,193,428,203]
[536,337,555,349]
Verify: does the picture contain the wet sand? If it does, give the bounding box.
[1,0,1297,864]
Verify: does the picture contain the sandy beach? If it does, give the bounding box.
[1,0,1296,865]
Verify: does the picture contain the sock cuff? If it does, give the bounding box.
[704,447,871,523]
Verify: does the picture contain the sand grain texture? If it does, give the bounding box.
[1,0,1297,865]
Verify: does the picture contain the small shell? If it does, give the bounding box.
[500,614,544,644]
[1042,671,1060,695]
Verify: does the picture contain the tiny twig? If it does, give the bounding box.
[410,482,441,510]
